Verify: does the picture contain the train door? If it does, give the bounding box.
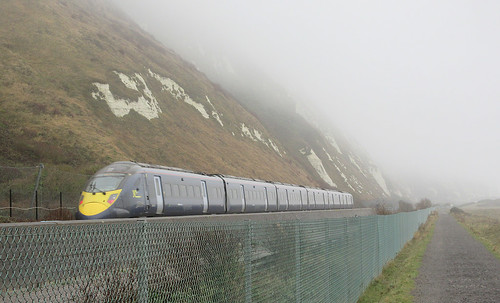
[201,180,209,213]
[241,185,246,212]
[285,189,290,210]
[135,174,149,216]
[153,176,164,215]
[143,174,154,216]
[264,187,269,211]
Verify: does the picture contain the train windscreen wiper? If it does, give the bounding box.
[91,183,106,194]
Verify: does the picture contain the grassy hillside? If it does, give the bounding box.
[0,0,315,186]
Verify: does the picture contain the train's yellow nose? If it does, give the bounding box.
[79,190,121,216]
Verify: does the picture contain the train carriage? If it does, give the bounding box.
[77,161,354,219]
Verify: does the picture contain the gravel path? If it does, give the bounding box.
[413,211,500,303]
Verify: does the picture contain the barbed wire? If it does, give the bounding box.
[0,165,39,170]
[0,206,77,211]
[0,164,93,177]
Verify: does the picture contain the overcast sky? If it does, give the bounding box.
[113,0,500,200]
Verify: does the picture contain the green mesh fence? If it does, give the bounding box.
[0,209,434,302]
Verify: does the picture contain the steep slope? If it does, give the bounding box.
[160,50,401,203]
[0,0,315,186]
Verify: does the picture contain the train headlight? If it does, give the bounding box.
[107,193,119,204]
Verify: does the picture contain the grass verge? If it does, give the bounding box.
[357,211,438,303]
[451,208,500,261]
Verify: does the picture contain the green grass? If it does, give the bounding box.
[452,209,500,261]
[357,212,438,303]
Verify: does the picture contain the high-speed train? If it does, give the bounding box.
[77,161,354,219]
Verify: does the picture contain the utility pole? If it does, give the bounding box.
[31,163,44,208]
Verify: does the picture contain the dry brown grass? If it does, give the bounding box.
[0,0,316,189]
[452,209,500,260]
[461,206,500,221]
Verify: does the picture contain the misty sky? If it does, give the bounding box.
[113,0,500,200]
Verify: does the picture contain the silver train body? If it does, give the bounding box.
[77,161,354,219]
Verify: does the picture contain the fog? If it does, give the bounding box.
[112,0,500,202]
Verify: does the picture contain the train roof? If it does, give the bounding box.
[105,161,348,194]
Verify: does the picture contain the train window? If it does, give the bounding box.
[180,185,187,197]
[85,174,125,193]
[172,184,179,197]
[187,186,194,198]
[164,184,172,197]
[154,176,164,215]
[308,191,314,206]
[270,190,276,201]
[194,186,201,198]
[154,178,161,196]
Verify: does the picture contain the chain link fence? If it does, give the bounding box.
[0,208,434,302]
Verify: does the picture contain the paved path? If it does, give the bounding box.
[413,212,500,303]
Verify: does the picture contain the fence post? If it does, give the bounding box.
[327,220,333,302]
[59,192,63,219]
[359,217,364,293]
[244,220,252,303]
[31,163,44,207]
[9,189,12,218]
[295,222,301,303]
[35,190,38,221]
[137,220,149,303]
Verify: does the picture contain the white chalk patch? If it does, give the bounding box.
[92,83,161,120]
[370,166,390,196]
[134,74,156,104]
[149,69,209,119]
[241,123,256,141]
[241,123,282,156]
[268,139,282,157]
[301,149,336,187]
[113,72,138,91]
[326,136,342,154]
[323,148,335,162]
[206,96,224,126]
[349,154,368,178]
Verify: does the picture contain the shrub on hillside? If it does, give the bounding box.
[398,200,414,212]
[450,207,465,215]
[375,203,393,215]
[416,198,432,210]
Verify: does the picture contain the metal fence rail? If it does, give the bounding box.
[0,209,434,302]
